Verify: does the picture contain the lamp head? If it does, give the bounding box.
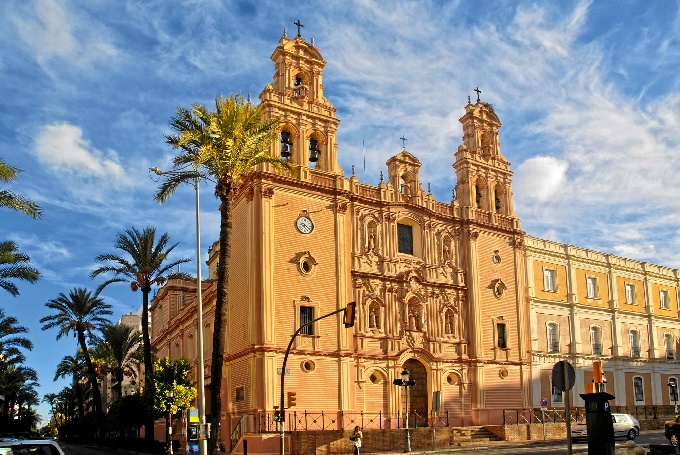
[401,369,410,383]
[150,167,163,175]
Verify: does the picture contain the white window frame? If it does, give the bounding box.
[590,326,602,355]
[669,377,679,403]
[625,283,636,304]
[629,330,640,357]
[551,379,563,403]
[586,276,599,299]
[633,376,644,403]
[660,290,670,310]
[665,333,675,360]
[547,322,559,353]
[543,268,557,292]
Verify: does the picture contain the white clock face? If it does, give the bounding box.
[296,216,314,234]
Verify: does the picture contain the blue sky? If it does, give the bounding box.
[2,0,680,423]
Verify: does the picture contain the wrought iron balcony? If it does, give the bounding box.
[631,346,640,357]
[549,342,560,353]
[592,343,602,355]
[667,351,675,360]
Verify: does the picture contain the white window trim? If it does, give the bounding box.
[543,267,557,292]
[660,289,670,310]
[629,330,640,357]
[546,321,559,353]
[633,376,645,403]
[493,318,509,350]
[665,333,675,359]
[590,325,603,355]
[586,275,600,299]
[624,282,636,305]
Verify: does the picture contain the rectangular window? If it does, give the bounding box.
[551,382,563,403]
[591,327,602,355]
[397,223,414,255]
[630,331,640,357]
[497,322,507,349]
[633,377,644,402]
[660,290,670,310]
[547,323,559,352]
[300,306,314,335]
[666,334,675,359]
[586,276,598,299]
[543,269,557,292]
[235,386,245,402]
[625,284,636,304]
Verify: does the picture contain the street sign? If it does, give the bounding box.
[277,368,291,375]
[541,397,548,409]
[552,360,576,392]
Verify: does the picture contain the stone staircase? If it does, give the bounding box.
[450,426,503,445]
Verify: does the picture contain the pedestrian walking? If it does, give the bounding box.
[349,425,362,455]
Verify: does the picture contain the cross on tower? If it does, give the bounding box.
[294,20,304,37]
[474,86,482,102]
[400,135,407,150]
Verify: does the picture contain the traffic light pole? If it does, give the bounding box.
[279,304,355,455]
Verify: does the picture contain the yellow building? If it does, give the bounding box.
[150,32,532,449]
[526,236,680,409]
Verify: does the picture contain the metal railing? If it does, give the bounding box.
[549,342,560,353]
[631,346,640,357]
[592,343,602,355]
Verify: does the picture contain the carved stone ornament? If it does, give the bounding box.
[245,187,255,202]
[262,187,274,199]
[493,278,507,299]
[468,229,480,241]
[512,236,524,250]
[336,200,349,213]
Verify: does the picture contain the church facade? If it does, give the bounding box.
[149,31,680,449]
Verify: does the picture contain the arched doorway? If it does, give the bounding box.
[402,358,428,427]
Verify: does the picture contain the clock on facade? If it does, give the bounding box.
[295,215,314,234]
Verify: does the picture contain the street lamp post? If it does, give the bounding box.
[151,166,208,455]
[393,369,416,453]
[669,380,678,416]
[167,390,174,455]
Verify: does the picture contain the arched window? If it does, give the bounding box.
[668,377,679,404]
[665,334,675,359]
[475,183,483,208]
[174,342,181,360]
[547,323,559,352]
[590,326,602,355]
[629,330,640,357]
[280,130,293,159]
[633,376,644,402]
[551,376,563,403]
[187,334,195,359]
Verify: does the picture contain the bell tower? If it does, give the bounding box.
[453,98,517,223]
[259,28,342,174]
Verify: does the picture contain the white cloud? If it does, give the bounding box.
[14,0,75,60]
[34,123,128,181]
[514,156,569,202]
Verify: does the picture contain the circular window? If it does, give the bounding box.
[298,257,316,276]
[447,374,459,386]
[499,368,509,379]
[301,360,316,373]
[369,372,382,384]
[492,251,501,264]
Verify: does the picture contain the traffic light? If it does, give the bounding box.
[287,391,297,408]
[344,301,356,328]
[274,410,284,422]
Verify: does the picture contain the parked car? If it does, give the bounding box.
[571,413,640,441]
[664,415,680,445]
[0,439,66,455]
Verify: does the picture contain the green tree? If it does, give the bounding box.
[53,353,86,420]
[156,94,293,454]
[40,288,112,418]
[94,323,142,399]
[153,357,197,454]
[91,226,189,442]
[0,241,40,297]
[0,307,33,365]
[0,363,38,429]
[0,157,41,219]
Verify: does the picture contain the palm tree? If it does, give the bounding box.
[91,226,189,441]
[0,241,40,297]
[0,364,37,424]
[95,323,142,399]
[156,94,293,453]
[40,288,112,417]
[0,307,33,364]
[0,157,41,219]
[54,353,86,420]
[43,393,58,425]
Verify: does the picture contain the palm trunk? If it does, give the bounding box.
[141,288,155,442]
[78,330,103,417]
[115,368,124,399]
[209,195,231,455]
